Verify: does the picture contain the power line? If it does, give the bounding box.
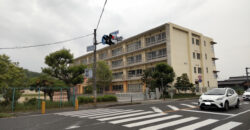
[0,33,93,50]
[96,0,107,30]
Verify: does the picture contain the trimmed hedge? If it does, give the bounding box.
[78,95,117,104]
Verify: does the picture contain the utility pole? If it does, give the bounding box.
[93,29,97,105]
[246,67,250,89]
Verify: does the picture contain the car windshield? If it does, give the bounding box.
[246,88,250,92]
[205,88,226,95]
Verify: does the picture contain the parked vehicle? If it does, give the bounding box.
[242,88,250,101]
[198,88,240,111]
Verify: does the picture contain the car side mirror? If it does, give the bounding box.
[227,93,232,97]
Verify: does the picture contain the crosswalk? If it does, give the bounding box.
[55,108,243,130]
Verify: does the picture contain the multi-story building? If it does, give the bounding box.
[74,22,218,93]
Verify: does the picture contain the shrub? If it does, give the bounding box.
[24,98,37,105]
[97,95,117,102]
[78,96,94,104]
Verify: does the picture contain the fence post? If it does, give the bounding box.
[73,87,75,107]
[38,87,40,110]
[41,101,45,114]
[60,88,62,108]
[11,88,15,112]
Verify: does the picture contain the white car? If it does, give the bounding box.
[198,88,240,111]
[242,88,250,100]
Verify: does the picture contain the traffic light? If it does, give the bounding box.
[102,34,115,46]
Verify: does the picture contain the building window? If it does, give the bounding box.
[196,39,200,45]
[112,85,123,91]
[112,72,123,79]
[211,44,214,52]
[192,38,195,44]
[193,52,196,59]
[127,54,142,65]
[82,58,87,64]
[99,52,107,60]
[197,53,201,59]
[128,69,142,78]
[206,67,208,73]
[204,41,206,46]
[205,53,207,60]
[127,41,141,52]
[145,32,166,46]
[89,56,93,63]
[112,47,123,56]
[128,84,142,92]
[146,48,166,61]
[198,67,202,74]
[112,59,123,68]
[207,81,210,87]
[194,67,196,73]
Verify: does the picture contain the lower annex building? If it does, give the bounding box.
[74,22,218,93]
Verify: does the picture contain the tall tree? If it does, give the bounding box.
[0,54,28,104]
[42,49,86,101]
[141,68,154,91]
[152,63,175,94]
[88,61,112,93]
[29,74,66,101]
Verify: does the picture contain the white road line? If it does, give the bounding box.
[140,117,198,130]
[191,102,198,105]
[243,102,249,104]
[167,105,180,111]
[212,121,242,130]
[181,104,196,108]
[151,107,163,113]
[176,119,218,130]
[80,110,143,118]
[225,109,250,119]
[123,115,182,128]
[65,125,80,129]
[98,111,154,121]
[182,109,235,116]
[88,110,144,119]
[57,109,113,115]
[70,109,134,117]
[109,113,166,124]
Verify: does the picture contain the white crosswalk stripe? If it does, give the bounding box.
[123,115,182,128]
[176,119,218,130]
[139,117,198,130]
[98,111,154,121]
[167,105,180,111]
[212,121,242,130]
[191,102,198,105]
[70,109,136,117]
[55,108,244,130]
[109,113,166,124]
[181,104,196,108]
[88,110,144,119]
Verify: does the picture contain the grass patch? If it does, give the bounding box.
[0,113,15,118]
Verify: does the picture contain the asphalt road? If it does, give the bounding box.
[1,99,250,130]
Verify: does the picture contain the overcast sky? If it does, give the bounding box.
[0,0,249,80]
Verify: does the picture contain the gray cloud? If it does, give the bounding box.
[0,0,249,80]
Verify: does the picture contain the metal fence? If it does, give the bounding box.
[0,87,78,112]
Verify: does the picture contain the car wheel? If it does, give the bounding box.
[224,101,229,111]
[200,106,204,110]
[235,100,240,108]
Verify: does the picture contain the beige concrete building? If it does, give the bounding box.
[74,23,218,93]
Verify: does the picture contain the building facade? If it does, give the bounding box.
[74,23,218,93]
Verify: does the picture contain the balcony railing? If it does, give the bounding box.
[146,38,166,47]
[147,54,166,61]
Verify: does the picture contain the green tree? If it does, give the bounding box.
[152,63,175,95]
[88,61,112,93]
[141,68,154,91]
[0,54,28,105]
[42,49,86,101]
[29,74,66,101]
[174,73,194,93]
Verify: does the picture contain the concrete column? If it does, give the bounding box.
[143,83,146,93]
[109,84,112,92]
[123,81,128,92]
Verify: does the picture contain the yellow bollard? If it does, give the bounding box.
[75,99,79,111]
[41,101,45,114]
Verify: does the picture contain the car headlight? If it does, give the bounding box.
[216,97,224,101]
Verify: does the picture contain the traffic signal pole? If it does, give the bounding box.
[246,67,250,89]
[93,29,97,105]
